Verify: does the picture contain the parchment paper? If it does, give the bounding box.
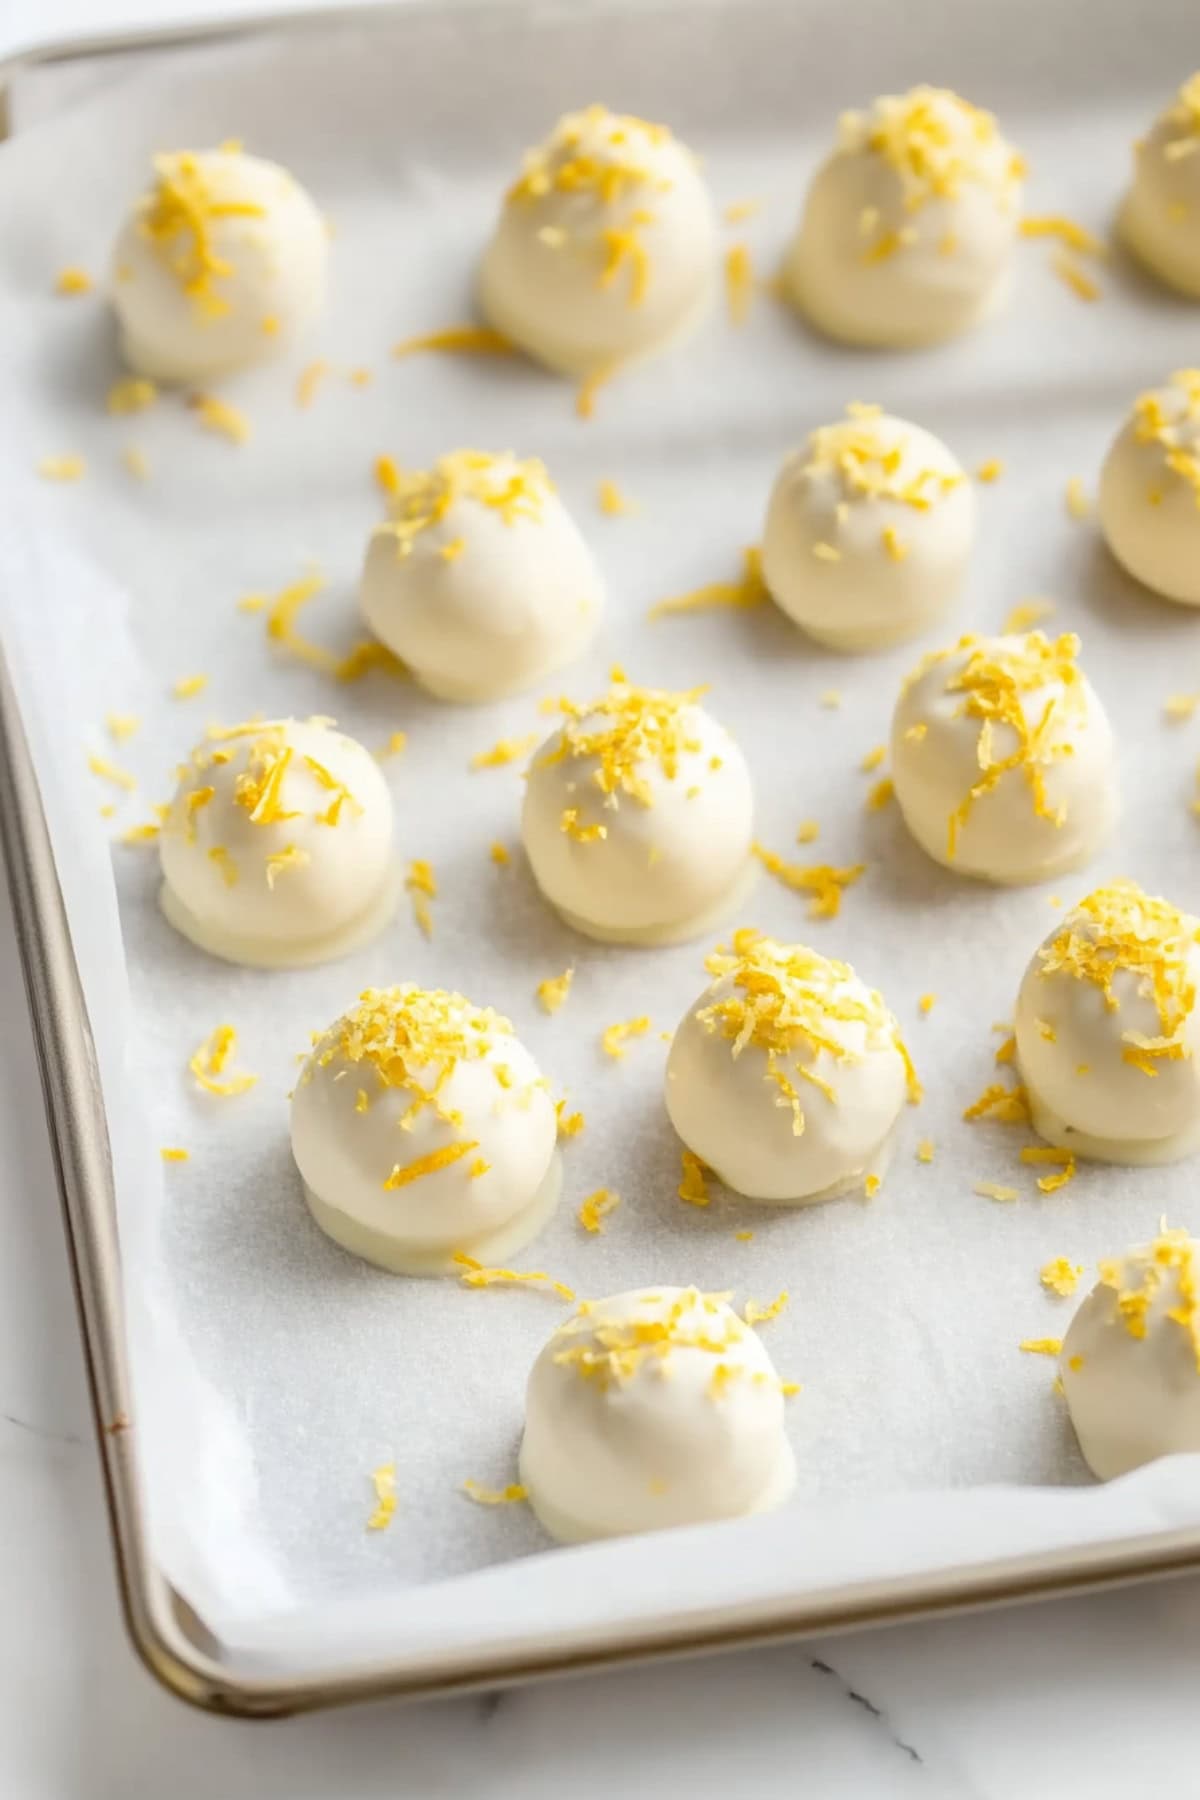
[4,0,1200,1674]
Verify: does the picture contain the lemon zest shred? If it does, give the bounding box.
[462,1479,529,1506]
[366,1462,397,1531]
[1019,1337,1063,1355]
[578,1188,621,1233]
[648,546,766,620]
[1040,1257,1084,1297]
[160,1147,189,1162]
[37,454,86,482]
[744,1290,788,1325]
[537,969,574,1015]
[392,326,514,359]
[188,1023,257,1097]
[470,733,539,771]
[678,1149,710,1208]
[189,393,250,444]
[453,1253,574,1301]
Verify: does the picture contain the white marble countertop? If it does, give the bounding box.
[4,3,1200,1794]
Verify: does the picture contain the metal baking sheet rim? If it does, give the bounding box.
[5,1,1200,1719]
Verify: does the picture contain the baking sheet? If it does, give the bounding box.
[6,0,1200,1673]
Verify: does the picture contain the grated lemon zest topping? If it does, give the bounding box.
[540,670,714,818]
[265,844,311,888]
[138,150,265,314]
[1019,214,1106,257]
[919,993,937,1014]
[724,243,754,323]
[1041,1257,1083,1297]
[601,1016,651,1059]
[262,570,406,684]
[87,752,136,792]
[555,1099,585,1139]
[578,1187,621,1233]
[576,364,613,419]
[963,1080,1030,1125]
[648,546,766,620]
[753,845,865,920]
[1020,1144,1078,1192]
[160,1146,189,1162]
[453,1253,574,1301]
[975,458,1004,483]
[1036,882,1200,1078]
[537,969,574,1015]
[695,928,919,1136]
[723,198,762,223]
[38,455,86,482]
[392,326,514,359]
[405,859,436,938]
[107,377,158,415]
[296,360,329,407]
[1165,693,1200,721]
[798,407,964,512]
[190,394,250,444]
[462,1479,528,1506]
[976,1181,1020,1202]
[866,778,894,811]
[598,478,635,516]
[106,713,141,744]
[1002,598,1056,634]
[905,631,1088,858]
[374,450,552,568]
[1065,477,1090,520]
[490,841,511,867]
[188,1023,257,1097]
[1097,1228,1200,1367]
[861,744,887,772]
[385,1141,478,1191]
[470,733,539,771]
[916,1138,935,1163]
[1019,1337,1063,1355]
[172,673,208,700]
[55,266,92,294]
[375,732,407,759]
[366,1462,397,1531]
[678,1149,710,1207]
[552,1287,748,1391]
[744,1291,788,1325]
[1051,253,1101,301]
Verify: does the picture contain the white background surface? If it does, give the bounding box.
[4,0,1200,1795]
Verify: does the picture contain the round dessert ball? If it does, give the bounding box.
[1120,75,1200,297]
[292,986,559,1276]
[520,671,755,946]
[1014,881,1200,1165]
[1099,369,1200,607]
[519,1286,796,1543]
[1061,1230,1200,1479]
[665,930,917,1203]
[785,86,1024,348]
[360,450,603,701]
[158,717,395,967]
[112,145,327,382]
[761,405,973,650]
[890,630,1117,885]
[479,103,717,375]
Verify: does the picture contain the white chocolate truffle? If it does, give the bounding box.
[159,717,395,967]
[786,87,1024,348]
[479,103,716,375]
[1099,369,1200,607]
[112,146,327,382]
[1120,76,1200,298]
[1061,1230,1200,1479]
[665,930,917,1203]
[1015,882,1200,1165]
[890,631,1117,885]
[520,1286,795,1543]
[360,451,602,701]
[292,986,559,1275]
[761,405,973,650]
[521,672,754,946]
